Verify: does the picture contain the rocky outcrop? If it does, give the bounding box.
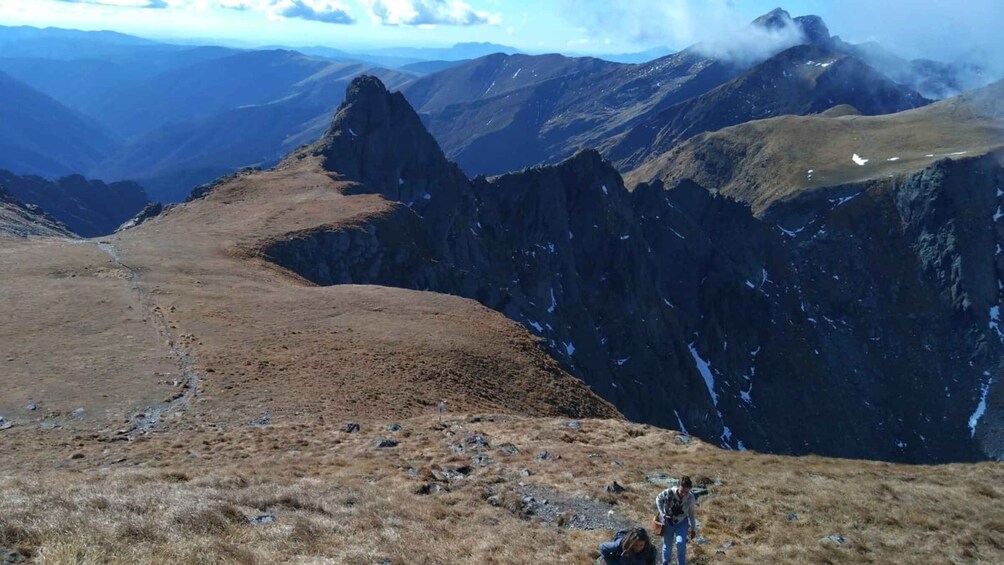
[0,170,148,237]
[116,202,163,232]
[0,185,73,238]
[261,76,1002,463]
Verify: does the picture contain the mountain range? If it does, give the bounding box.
[248,75,1004,462]
[1,10,995,205]
[1,9,1003,464]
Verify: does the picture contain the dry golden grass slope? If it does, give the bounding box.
[0,154,615,441]
[2,91,1003,564]
[2,414,1003,564]
[628,79,1004,214]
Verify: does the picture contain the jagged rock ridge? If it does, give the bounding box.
[261,76,1004,463]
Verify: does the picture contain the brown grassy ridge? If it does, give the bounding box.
[2,414,1003,564]
[626,79,1004,215]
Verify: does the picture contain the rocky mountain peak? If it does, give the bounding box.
[752,7,793,28]
[752,7,830,45]
[316,75,463,206]
[793,15,830,44]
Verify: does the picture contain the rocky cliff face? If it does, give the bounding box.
[0,170,148,237]
[262,76,1002,462]
[0,184,73,238]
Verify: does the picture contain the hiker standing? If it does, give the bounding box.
[655,475,697,565]
[597,527,657,565]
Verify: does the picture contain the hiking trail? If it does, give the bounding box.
[95,240,200,436]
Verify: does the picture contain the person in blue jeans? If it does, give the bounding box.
[655,475,698,565]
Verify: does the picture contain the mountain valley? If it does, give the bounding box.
[1,5,1004,563]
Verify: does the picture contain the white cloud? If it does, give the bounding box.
[362,0,500,26]
[694,9,805,67]
[53,0,169,8]
[274,0,354,23]
[216,0,355,24]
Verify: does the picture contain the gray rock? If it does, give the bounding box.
[471,454,491,466]
[694,535,710,545]
[566,420,581,430]
[249,514,276,525]
[466,434,490,449]
[520,468,531,477]
[535,450,553,462]
[675,435,693,445]
[71,407,85,417]
[414,483,443,495]
[605,481,626,494]
[387,423,402,432]
[498,443,520,456]
[2,547,27,564]
[821,534,846,546]
[785,512,799,522]
[343,422,360,433]
[24,404,37,412]
[0,422,12,431]
[645,473,678,488]
[375,438,399,448]
[248,412,271,426]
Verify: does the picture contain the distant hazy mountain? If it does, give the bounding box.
[602,43,930,170]
[0,70,116,179]
[403,9,931,177]
[593,46,676,64]
[399,60,468,75]
[363,42,520,62]
[0,26,429,202]
[836,39,989,99]
[402,53,620,113]
[404,48,740,176]
[79,50,339,140]
[92,63,414,202]
[0,24,158,59]
[287,42,519,69]
[278,45,423,69]
[0,45,241,111]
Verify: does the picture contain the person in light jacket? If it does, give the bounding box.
[597,527,657,565]
[655,475,697,565]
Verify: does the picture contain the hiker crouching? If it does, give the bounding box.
[655,475,697,565]
[597,527,657,565]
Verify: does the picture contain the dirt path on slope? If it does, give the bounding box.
[95,241,200,436]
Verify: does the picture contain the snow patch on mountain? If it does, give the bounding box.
[969,373,993,438]
[689,342,718,407]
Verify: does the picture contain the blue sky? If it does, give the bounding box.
[0,0,1000,61]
